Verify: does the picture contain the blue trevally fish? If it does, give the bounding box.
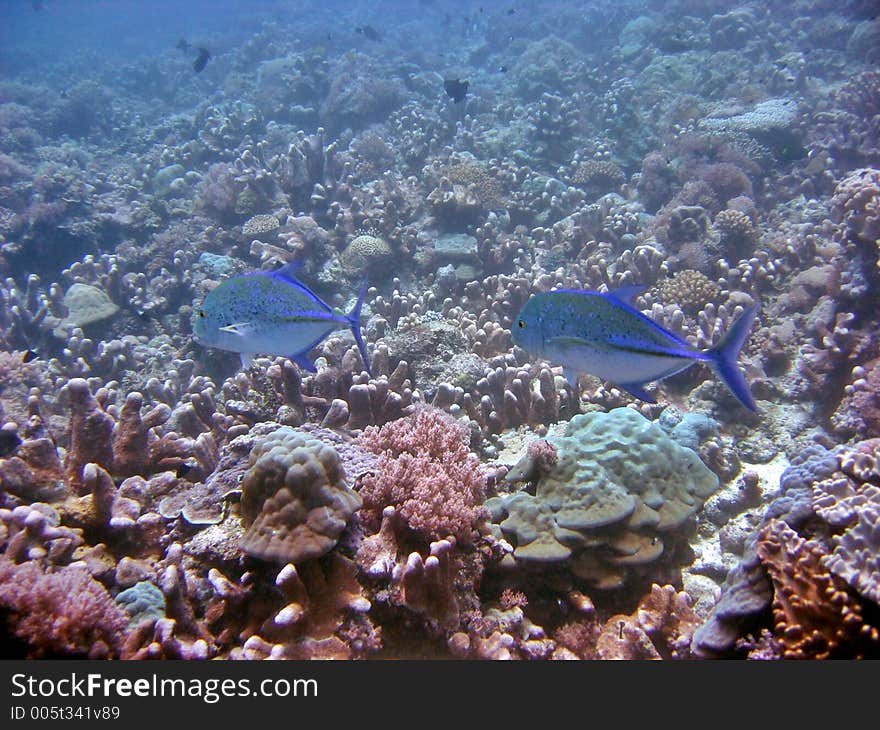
[193,262,371,375]
[512,285,758,411]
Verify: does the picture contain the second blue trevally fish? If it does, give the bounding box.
[512,285,758,411]
[193,262,371,375]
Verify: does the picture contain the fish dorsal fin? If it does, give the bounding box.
[608,285,647,306]
[265,263,333,314]
[268,261,305,283]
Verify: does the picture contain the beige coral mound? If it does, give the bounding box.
[239,427,362,564]
[831,167,880,247]
[340,233,392,273]
[488,408,719,589]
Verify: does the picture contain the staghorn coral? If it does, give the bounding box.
[238,427,361,564]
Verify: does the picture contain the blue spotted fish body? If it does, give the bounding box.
[512,286,758,411]
[193,263,371,374]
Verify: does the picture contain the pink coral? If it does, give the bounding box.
[0,557,128,658]
[357,408,487,542]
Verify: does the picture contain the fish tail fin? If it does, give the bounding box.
[346,277,371,376]
[706,303,759,412]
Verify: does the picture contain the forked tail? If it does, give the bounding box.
[706,303,759,412]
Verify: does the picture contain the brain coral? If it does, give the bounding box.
[239,428,362,564]
[488,408,719,588]
[340,234,392,273]
[241,214,280,238]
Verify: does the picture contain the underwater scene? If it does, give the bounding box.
[0,0,878,661]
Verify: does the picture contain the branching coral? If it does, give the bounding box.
[757,519,879,659]
[357,407,487,542]
[0,557,128,658]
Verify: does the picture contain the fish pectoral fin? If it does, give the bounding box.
[615,381,657,403]
[219,322,255,336]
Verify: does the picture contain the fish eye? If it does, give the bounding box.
[198,310,205,318]
[517,319,525,329]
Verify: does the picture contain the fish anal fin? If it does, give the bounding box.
[290,352,317,373]
[615,381,657,403]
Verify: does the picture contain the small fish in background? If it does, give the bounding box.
[192,262,371,375]
[193,47,211,73]
[176,38,192,53]
[21,348,39,363]
[512,286,758,411]
[444,78,469,103]
[355,25,382,42]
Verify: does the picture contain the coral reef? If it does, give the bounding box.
[0,0,878,662]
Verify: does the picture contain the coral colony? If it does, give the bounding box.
[1,2,879,660]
